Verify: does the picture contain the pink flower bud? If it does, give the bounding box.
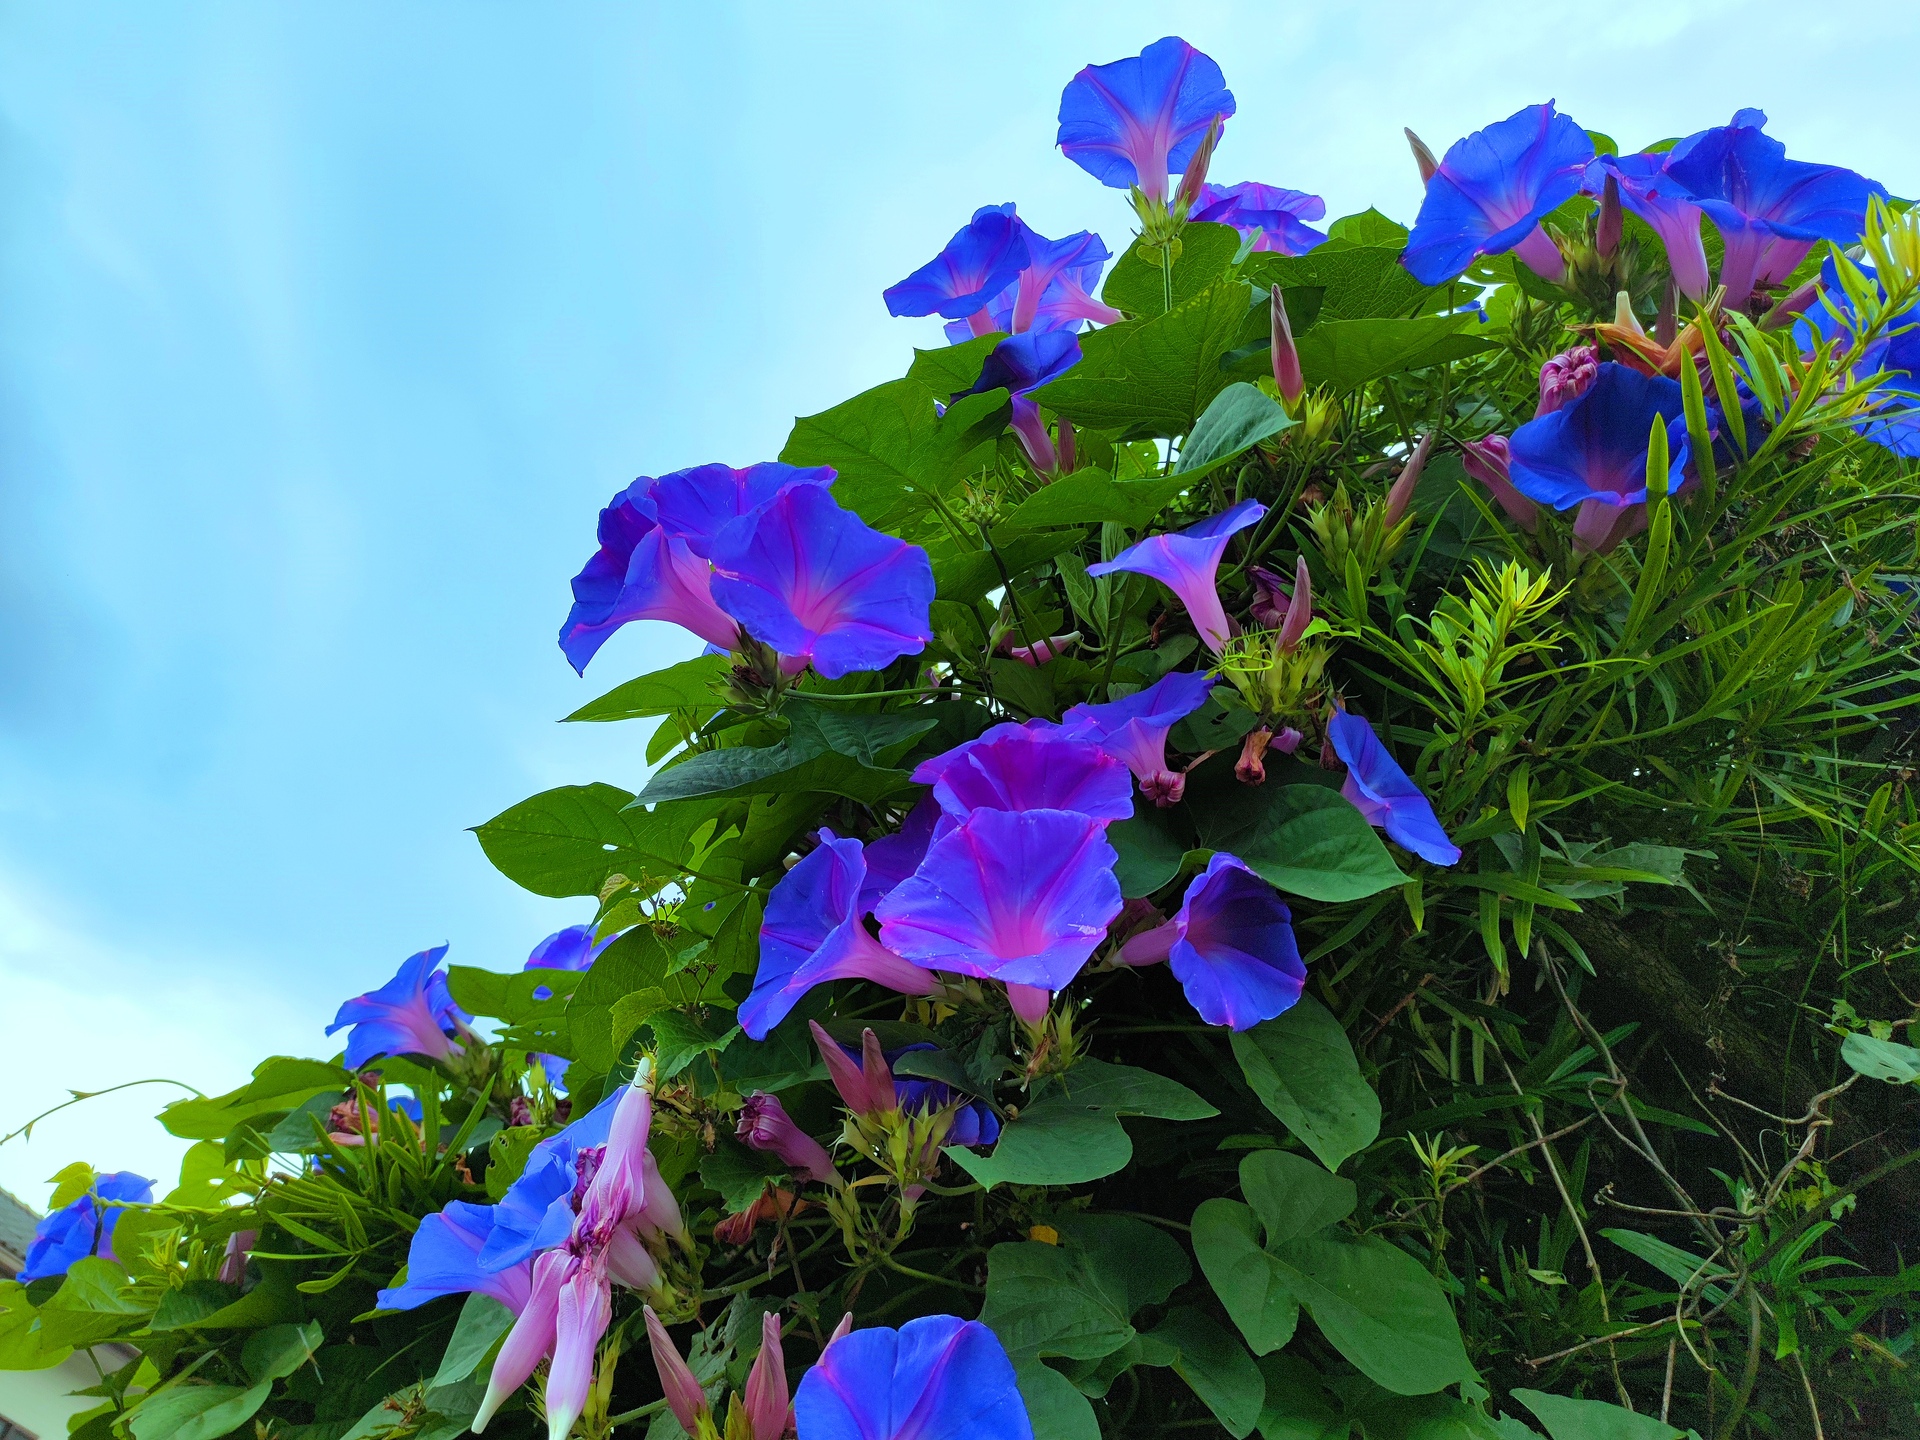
[218,1229,257,1286]
[1384,433,1434,529]
[1056,418,1077,473]
[737,1093,839,1184]
[1272,726,1304,755]
[1248,565,1289,630]
[1404,127,1439,186]
[1537,346,1599,416]
[1596,173,1622,261]
[1175,114,1223,212]
[809,1022,896,1116]
[744,1311,791,1440]
[645,1305,710,1436]
[1270,285,1305,407]
[1461,436,1538,533]
[828,1311,855,1346]
[1276,556,1314,652]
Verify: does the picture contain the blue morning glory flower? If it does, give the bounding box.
[1664,110,1888,307]
[1118,853,1305,1030]
[1585,152,1711,300]
[1062,669,1217,805]
[1057,37,1235,203]
[1327,710,1460,867]
[884,203,1031,330]
[911,720,1134,824]
[794,1314,1034,1440]
[525,923,614,993]
[479,1085,625,1272]
[326,945,471,1070]
[377,1200,534,1314]
[1402,102,1594,285]
[958,329,1084,471]
[1089,498,1265,653]
[740,830,939,1041]
[1192,182,1329,255]
[940,227,1122,343]
[19,1172,154,1282]
[1507,362,1684,555]
[649,462,836,559]
[709,484,935,680]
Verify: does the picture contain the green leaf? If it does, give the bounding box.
[1148,1307,1267,1438]
[129,1381,272,1440]
[243,1320,323,1384]
[430,1296,516,1388]
[159,1057,351,1141]
[473,783,707,898]
[1511,1389,1686,1440]
[1015,1361,1102,1440]
[1269,1233,1474,1395]
[633,706,938,807]
[1194,1199,1299,1354]
[1241,1149,1357,1245]
[946,1059,1217,1188]
[1249,243,1430,322]
[563,654,730,723]
[1108,803,1196,899]
[1176,382,1294,476]
[567,929,737,1072]
[1102,222,1245,317]
[1841,1032,1920,1083]
[1294,315,1493,392]
[446,965,582,1024]
[908,335,1001,393]
[148,1280,238,1332]
[1231,997,1381,1172]
[698,1137,789,1213]
[1036,280,1257,439]
[1255,1354,1347,1440]
[933,531,1072,603]
[1601,1229,1730,1304]
[1002,468,1194,531]
[1325,209,1409,246]
[1190,777,1406,902]
[981,1214,1191,1361]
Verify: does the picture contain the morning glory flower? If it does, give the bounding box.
[958,329,1084,473]
[1664,110,1888,307]
[1089,498,1265,653]
[1402,102,1594,285]
[710,484,936,680]
[377,1201,534,1314]
[859,794,944,914]
[741,830,940,1041]
[1117,854,1306,1029]
[1585,152,1712,301]
[1192,182,1330,255]
[794,1314,1034,1440]
[327,945,471,1070]
[1062,669,1217,805]
[912,721,1134,824]
[1507,362,1684,554]
[1327,710,1460,866]
[650,462,837,558]
[884,203,1032,332]
[876,808,1123,992]
[1057,37,1235,203]
[19,1172,154,1282]
[1460,435,1539,533]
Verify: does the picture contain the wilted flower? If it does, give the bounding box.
[884,203,1031,330]
[877,808,1123,993]
[741,831,941,1041]
[1193,182,1329,254]
[1402,101,1594,285]
[1508,361,1684,554]
[1062,669,1216,806]
[794,1314,1034,1440]
[326,946,470,1070]
[19,1172,154,1282]
[1327,710,1461,866]
[1057,37,1235,203]
[1117,854,1306,1029]
[737,1092,840,1184]
[1089,498,1265,653]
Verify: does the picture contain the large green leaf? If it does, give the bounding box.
[981,1214,1190,1361]
[1016,1361,1103,1440]
[932,530,1075,603]
[632,707,938,806]
[1249,243,1433,322]
[1194,1199,1299,1355]
[563,653,729,723]
[948,1059,1218,1188]
[1108,803,1196,899]
[159,1057,351,1141]
[1231,998,1381,1172]
[567,928,741,1072]
[472,783,707,898]
[446,966,582,1024]
[1841,1031,1920,1083]
[1191,778,1405,901]
[1294,315,1494,392]
[1510,1389,1685,1440]
[1241,1149,1358,1244]
[129,1381,273,1440]
[1176,382,1294,476]
[908,334,1000,393]
[1003,468,1194,531]
[1148,1308,1267,1439]
[1102,222,1245,317]
[1036,280,1256,438]
[1255,1354,1348,1440]
[432,1295,516,1388]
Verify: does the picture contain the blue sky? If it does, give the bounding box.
[2,1,1914,1203]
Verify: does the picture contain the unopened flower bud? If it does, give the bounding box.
[1056,417,1077,473]
[645,1306,710,1437]
[1276,555,1314,653]
[1461,436,1538,533]
[743,1311,791,1440]
[1595,173,1622,262]
[737,1093,839,1184]
[1175,114,1222,214]
[1270,285,1305,408]
[1404,128,1439,186]
[1537,347,1599,417]
[1384,433,1434,529]
[1273,726,1304,755]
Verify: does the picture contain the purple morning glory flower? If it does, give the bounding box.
[876,808,1123,991]
[1664,110,1888,307]
[649,462,836,559]
[884,203,1032,331]
[1507,362,1684,555]
[941,228,1123,343]
[525,923,615,999]
[911,721,1134,824]
[710,484,935,681]
[1118,854,1305,1030]
[1193,182,1330,255]
[19,1172,154,1282]
[377,1200,534,1314]
[794,1314,1034,1440]
[958,329,1084,472]
[1585,152,1712,301]
[1057,37,1236,203]
[480,1085,625,1271]
[1327,710,1460,867]
[327,945,471,1071]
[1403,102,1594,285]
[1062,669,1217,806]
[1088,498,1265,653]
[559,490,740,673]
[740,830,940,1040]
[860,794,944,914]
